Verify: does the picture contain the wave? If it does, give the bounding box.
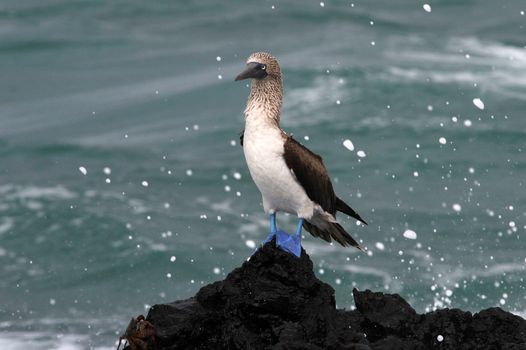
[0,331,114,350]
[284,76,349,126]
[341,264,393,286]
[0,217,14,235]
[384,37,526,99]
[0,184,77,200]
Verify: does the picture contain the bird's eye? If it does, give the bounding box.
[261,65,266,70]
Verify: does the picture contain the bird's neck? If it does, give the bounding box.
[245,76,283,128]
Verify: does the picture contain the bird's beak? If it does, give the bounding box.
[235,62,261,81]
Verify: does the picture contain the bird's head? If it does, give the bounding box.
[235,52,281,82]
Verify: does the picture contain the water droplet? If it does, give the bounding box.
[343,139,355,151]
[375,242,385,250]
[403,229,417,240]
[473,98,485,110]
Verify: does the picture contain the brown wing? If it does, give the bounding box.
[282,136,336,215]
[303,220,363,249]
[336,197,368,225]
[283,136,365,250]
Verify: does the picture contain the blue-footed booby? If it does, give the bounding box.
[235,52,367,257]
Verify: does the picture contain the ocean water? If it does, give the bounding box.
[1,0,525,348]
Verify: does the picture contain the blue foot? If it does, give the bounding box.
[260,214,302,257]
[263,231,276,245]
[262,229,289,245]
[276,230,301,257]
[261,230,301,257]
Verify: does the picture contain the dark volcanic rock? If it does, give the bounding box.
[146,240,368,350]
[353,288,418,338]
[131,240,526,350]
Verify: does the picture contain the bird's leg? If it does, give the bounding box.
[262,213,278,245]
[270,213,277,233]
[276,218,303,258]
[294,218,304,237]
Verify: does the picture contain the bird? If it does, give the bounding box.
[235,52,367,257]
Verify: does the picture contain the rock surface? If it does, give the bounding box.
[132,241,526,349]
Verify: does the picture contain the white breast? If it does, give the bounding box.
[243,108,314,219]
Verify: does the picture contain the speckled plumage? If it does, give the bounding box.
[243,52,283,128]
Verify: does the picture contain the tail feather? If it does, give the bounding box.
[303,220,363,251]
[336,197,368,225]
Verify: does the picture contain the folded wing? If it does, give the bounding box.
[283,136,366,248]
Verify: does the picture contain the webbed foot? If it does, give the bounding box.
[259,214,302,257]
[262,229,289,246]
[261,230,301,257]
[276,231,301,257]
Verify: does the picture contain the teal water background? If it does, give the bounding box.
[1,1,525,348]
